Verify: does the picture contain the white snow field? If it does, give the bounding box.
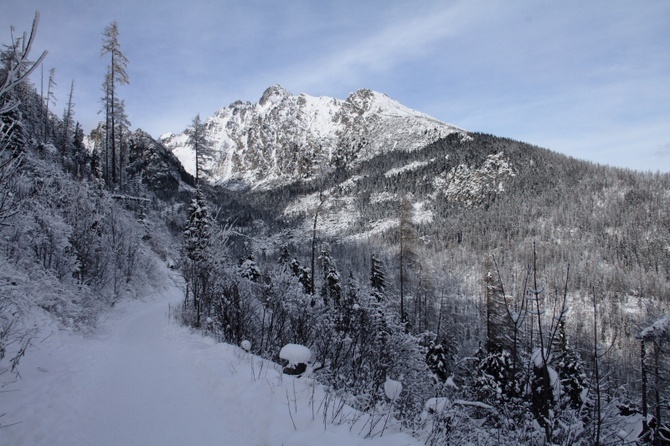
[0,277,420,446]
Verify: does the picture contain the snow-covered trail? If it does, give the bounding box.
[1,278,420,446]
[58,286,252,445]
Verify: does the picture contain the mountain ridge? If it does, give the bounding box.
[159,85,466,190]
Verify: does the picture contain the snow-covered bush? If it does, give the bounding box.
[279,343,312,365]
[279,343,311,375]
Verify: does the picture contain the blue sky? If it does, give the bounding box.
[2,0,669,172]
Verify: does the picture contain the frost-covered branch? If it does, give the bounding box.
[0,12,47,115]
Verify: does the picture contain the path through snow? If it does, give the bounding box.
[1,278,419,446]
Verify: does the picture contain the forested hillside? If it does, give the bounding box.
[0,14,184,405]
[201,127,670,444]
[2,14,669,445]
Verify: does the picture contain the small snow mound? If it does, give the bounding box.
[384,376,403,401]
[240,340,251,352]
[279,344,312,366]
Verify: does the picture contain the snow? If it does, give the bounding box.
[345,218,397,242]
[530,348,561,401]
[383,376,403,401]
[384,160,433,178]
[548,365,561,401]
[445,376,458,389]
[640,313,670,340]
[421,398,494,416]
[432,152,515,206]
[279,343,312,366]
[423,397,449,415]
[297,93,342,137]
[411,200,434,225]
[0,276,420,446]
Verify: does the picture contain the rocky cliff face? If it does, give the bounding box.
[159,85,466,190]
[128,129,195,200]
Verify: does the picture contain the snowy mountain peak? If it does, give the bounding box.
[258,84,291,107]
[161,86,467,190]
[344,89,417,118]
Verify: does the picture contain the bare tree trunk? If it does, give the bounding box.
[593,289,602,446]
[110,51,116,185]
[654,341,661,442]
[641,340,649,441]
[310,192,326,296]
[531,243,552,444]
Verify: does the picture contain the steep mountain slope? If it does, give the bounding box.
[128,129,195,200]
[160,85,466,189]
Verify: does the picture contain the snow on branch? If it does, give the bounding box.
[111,194,151,202]
[639,314,670,341]
[0,11,48,115]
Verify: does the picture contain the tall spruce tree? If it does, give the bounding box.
[100,20,129,187]
[61,79,74,163]
[370,254,387,302]
[187,113,214,185]
[552,314,587,410]
[319,243,341,306]
[398,195,417,326]
[182,188,213,328]
[43,67,55,144]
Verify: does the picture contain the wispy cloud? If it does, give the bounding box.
[256,2,466,95]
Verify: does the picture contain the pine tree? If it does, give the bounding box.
[426,340,451,383]
[239,255,260,282]
[182,188,213,327]
[370,254,387,302]
[279,248,312,295]
[639,314,670,444]
[398,195,417,326]
[61,79,74,163]
[483,268,510,354]
[72,122,88,177]
[474,345,516,403]
[553,314,587,410]
[43,67,55,144]
[319,243,341,306]
[341,271,359,314]
[100,20,129,187]
[187,113,214,185]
